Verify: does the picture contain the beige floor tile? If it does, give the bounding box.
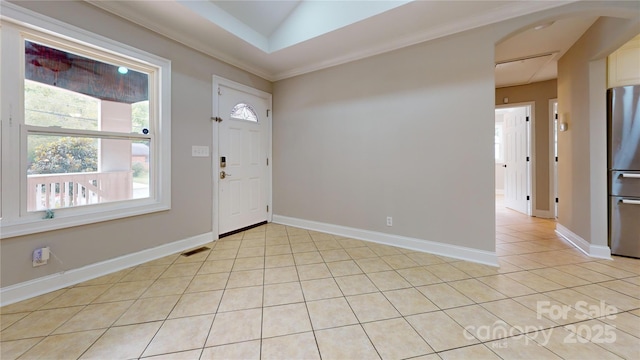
[476,274,537,297]
[554,264,615,282]
[327,260,363,277]
[500,255,546,270]
[300,278,343,301]
[0,306,82,341]
[346,247,378,259]
[265,244,292,256]
[143,349,203,359]
[119,265,169,282]
[290,241,318,253]
[396,267,442,286]
[262,302,312,338]
[169,290,223,318]
[142,314,214,357]
[18,329,104,359]
[232,256,264,271]
[297,263,332,280]
[438,344,500,360]
[572,320,640,360]
[445,304,518,341]
[320,249,352,262]
[572,284,640,311]
[347,292,400,323]
[579,262,637,279]
[405,252,445,266]
[141,254,180,268]
[240,238,266,249]
[218,286,263,312]
[367,270,411,291]
[407,311,479,352]
[175,250,213,264]
[261,331,320,360]
[487,335,562,359]
[450,261,502,277]
[75,268,133,287]
[264,266,298,284]
[513,293,589,325]
[53,300,132,334]
[114,295,180,325]
[40,284,112,309]
[0,337,43,360]
[313,239,342,250]
[364,317,433,359]
[384,288,438,315]
[92,280,154,303]
[206,308,262,346]
[369,244,403,257]
[236,246,266,258]
[264,254,295,268]
[200,341,260,360]
[207,248,238,261]
[530,268,591,287]
[160,263,201,279]
[80,322,162,359]
[355,258,393,273]
[315,325,380,360]
[481,299,556,330]
[293,251,325,265]
[337,238,369,249]
[449,278,507,303]
[0,312,29,331]
[264,282,304,306]
[425,263,471,281]
[601,311,640,337]
[307,297,358,330]
[381,254,420,269]
[226,269,264,288]
[197,259,234,275]
[265,237,289,246]
[530,326,622,359]
[505,271,564,292]
[141,276,191,298]
[335,274,378,295]
[185,273,229,293]
[417,283,474,309]
[598,279,640,298]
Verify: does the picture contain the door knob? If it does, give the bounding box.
[220,171,231,179]
[503,165,507,168]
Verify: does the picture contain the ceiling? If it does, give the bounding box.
[86,0,599,85]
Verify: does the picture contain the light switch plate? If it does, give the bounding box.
[192,145,209,157]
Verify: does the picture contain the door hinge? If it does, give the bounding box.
[267,109,270,117]
[555,113,558,120]
[211,116,223,123]
[266,205,269,212]
[218,87,222,96]
[527,195,530,201]
[555,197,559,203]
[526,116,530,122]
[526,156,530,162]
[555,156,558,162]
[266,158,269,166]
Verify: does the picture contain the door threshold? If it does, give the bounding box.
[219,220,268,239]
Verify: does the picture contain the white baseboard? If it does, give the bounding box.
[273,215,498,267]
[556,224,611,259]
[0,232,214,307]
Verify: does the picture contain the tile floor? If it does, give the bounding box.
[1,200,639,359]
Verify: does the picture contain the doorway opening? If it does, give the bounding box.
[495,103,533,216]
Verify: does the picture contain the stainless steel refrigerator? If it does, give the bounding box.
[608,85,640,258]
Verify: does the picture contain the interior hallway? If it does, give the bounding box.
[1,200,639,359]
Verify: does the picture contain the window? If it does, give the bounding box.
[1,6,171,238]
[230,103,258,122]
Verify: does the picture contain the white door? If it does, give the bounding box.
[216,82,270,235]
[503,106,530,215]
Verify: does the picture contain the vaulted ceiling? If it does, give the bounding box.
[87,0,599,86]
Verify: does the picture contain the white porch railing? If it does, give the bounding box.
[27,171,133,211]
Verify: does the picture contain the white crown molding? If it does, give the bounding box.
[273,215,498,267]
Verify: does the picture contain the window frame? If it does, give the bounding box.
[0,3,171,238]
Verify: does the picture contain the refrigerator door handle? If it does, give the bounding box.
[620,199,640,205]
[621,173,640,179]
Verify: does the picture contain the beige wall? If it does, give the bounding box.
[0,1,271,287]
[557,16,640,246]
[495,79,557,213]
[273,28,497,252]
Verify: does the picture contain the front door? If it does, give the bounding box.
[503,106,530,215]
[216,81,270,235]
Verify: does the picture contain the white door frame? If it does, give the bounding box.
[549,98,558,219]
[212,76,272,238]
[496,101,534,216]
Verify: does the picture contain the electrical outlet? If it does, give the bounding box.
[386,216,393,227]
[33,247,50,267]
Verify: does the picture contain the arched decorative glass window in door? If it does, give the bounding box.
[230,103,258,122]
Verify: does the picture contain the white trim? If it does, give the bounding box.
[556,224,611,259]
[212,76,272,237]
[549,99,558,219]
[0,232,213,307]
[273,215,498,267]
[495,189,504,195]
